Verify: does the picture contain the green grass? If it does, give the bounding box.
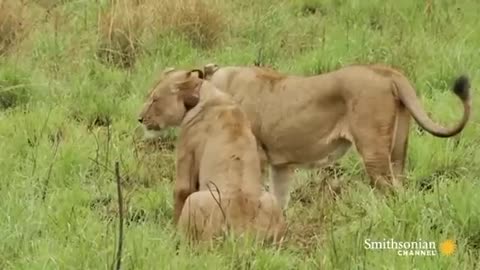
[1,0,480,269]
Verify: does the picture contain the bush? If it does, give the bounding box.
[0,67,31,111]
[0,0,28,55]
[97,0,225,68]
[155,0,226,48]
[291,0,327,16]
[97,0,145,68]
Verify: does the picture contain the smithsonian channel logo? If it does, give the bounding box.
[364,238,456,256]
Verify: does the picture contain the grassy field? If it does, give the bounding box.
[1,0,480,269]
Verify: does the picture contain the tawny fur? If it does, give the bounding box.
[138,69,286,243]
[201,63,472,209]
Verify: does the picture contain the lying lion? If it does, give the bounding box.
[201,63,471,208]
[137,68,286,243]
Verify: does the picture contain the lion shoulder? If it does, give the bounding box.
[252,66,287,82]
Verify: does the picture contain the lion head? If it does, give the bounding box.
[138,67,204,137]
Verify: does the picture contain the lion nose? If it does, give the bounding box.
[138,117,144,123]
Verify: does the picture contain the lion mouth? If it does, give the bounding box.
[142,127,163,139]
[141,123,164,138]
[144,124,161,131]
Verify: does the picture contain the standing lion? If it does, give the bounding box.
[202,63,471,209]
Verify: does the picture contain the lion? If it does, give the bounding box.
[137,68,286,243]
[201,63,472,209]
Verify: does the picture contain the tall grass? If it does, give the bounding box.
[1,0,479,269]
[97,0,225,68]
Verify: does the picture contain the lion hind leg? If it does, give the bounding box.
[353,131,400,191]
[251,192,287,244]
[350,91,400,192]
[362,151,397,191]
[390,107,411,187]
[355,129,401,192]
[177,191,228,242]
[178,190,286,243]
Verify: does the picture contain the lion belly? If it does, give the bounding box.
[265,136,352,167]
[256,102,352,167]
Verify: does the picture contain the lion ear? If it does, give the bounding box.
[183,93,199,110]
[179,72,201,109]
[204,63,219,77]
[187,69,204,79]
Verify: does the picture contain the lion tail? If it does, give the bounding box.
[392,75,471,137]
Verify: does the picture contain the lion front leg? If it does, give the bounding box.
[270,165,294,209]
[173,152,198,225]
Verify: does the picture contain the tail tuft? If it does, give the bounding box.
[453,75,471,101]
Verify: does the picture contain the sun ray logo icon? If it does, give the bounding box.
[439,239,456,256]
